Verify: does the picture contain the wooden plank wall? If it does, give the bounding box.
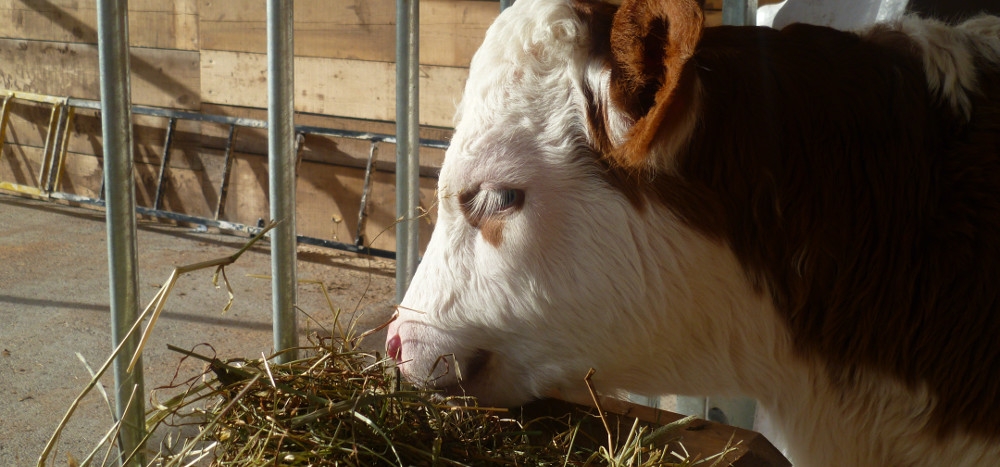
[0,0,739,254]
[0,0,495,253]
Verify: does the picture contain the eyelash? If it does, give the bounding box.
[494,189,524,212]
[460,188,525,221]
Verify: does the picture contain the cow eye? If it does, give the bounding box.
[495,188,525,213]
[458,187,525,225]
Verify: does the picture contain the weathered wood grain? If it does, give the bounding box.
[221,153,437,253]
[0,0,199,50]
[201,50,466,128]
[200,0,497,68]
[0,39,200,109]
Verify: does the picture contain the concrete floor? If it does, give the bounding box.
[0,193,397,465]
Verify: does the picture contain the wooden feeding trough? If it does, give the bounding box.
[521,395,790,467]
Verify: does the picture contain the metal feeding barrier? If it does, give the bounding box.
[0,89,448,260]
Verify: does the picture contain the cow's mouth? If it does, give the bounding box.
[438,349,492,398]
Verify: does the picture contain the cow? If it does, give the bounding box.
[384,0,1000,465]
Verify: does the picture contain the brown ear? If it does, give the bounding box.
[609,0,704,168]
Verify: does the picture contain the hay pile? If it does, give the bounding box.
[42,225,730,466]
[148,335,708,467]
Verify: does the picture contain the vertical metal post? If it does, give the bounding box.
[267,0,298,363]
[723,0,758,26]
[215,124,238,220]
[355,141,379,248]
[96,0,145,464]
[395,0,420,303]
[500,0,514,11]
[152,117,176,210]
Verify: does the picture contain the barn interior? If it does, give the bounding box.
[0,1,762,464]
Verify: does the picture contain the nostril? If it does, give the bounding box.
[387,334,402,362]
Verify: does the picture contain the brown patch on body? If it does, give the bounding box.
[579,0,1000,438]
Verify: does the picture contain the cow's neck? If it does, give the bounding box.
[760,362,1000,467]
[634,208,999,466]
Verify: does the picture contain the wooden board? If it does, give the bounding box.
[2,98,445,254]
[134,148,227,219]
[0,143,227,220]
[221,153,438,253]
[0,0,199,50]
[201,50,467,128]
[0,145,105,198]
[298,160,438,253]
[197,103,450,173]
[0,39,200,109]
[3,102,206,170]
[1,139,442,254]
[200,103,454,144]
[706,10,723,26]
[522,396,790,467]
[1,138,45,190]
[53,151,103,199]
[200,0,497,68]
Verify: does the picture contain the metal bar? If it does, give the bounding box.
[48,190,400,259]
[96,0,145,464]
[723,0,758,26]
[267,0,298,363]
[294,131,305,177]
[55,95,450,149]
[355,141,378,247]
[215,124,238,220]
[2,89,448,261]
[395,0,421,303]
[50,106,76,193]
[153,117,176,210]
[500,0,514,11]
[44,100,70,193]
[296,123,449,149]
[38,102,61,189]
[0,94,12,160]
[0,181,44,196]
[6,90,69,105]
[66,97,267,128]
[298,235,396,259]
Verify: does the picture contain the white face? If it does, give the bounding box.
[386,135,646,405]
[384,0,767,407]
[383,1,627,406]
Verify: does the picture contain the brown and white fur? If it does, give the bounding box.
[384,0,1000,465]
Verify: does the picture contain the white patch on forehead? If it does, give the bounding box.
[449,0,594,167]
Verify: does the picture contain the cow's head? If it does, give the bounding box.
[385,0,767,407]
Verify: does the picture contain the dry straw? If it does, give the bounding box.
[147,338,714,466]
[41,220,730,467]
